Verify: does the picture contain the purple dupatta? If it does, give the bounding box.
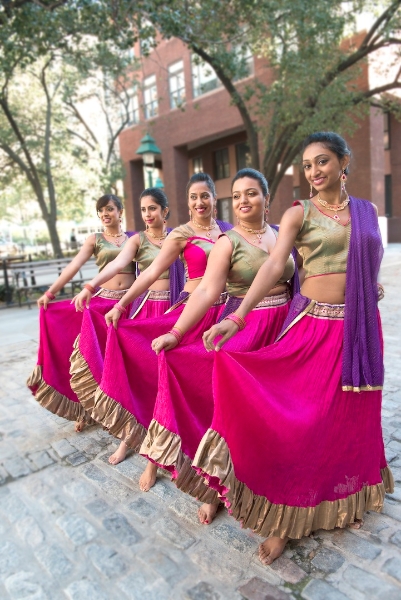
[342,197,383,391]
[278,197,383,392]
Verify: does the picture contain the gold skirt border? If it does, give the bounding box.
[27,364,89,423]
[69,337,146,450]
[193,429,394,540]
[140,419,219,504]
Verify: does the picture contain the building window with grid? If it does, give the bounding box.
[236,142,251,170]
[126,89,139,125]
[193,157,203,173]
[214,148,230,180]
[384,112,391,150]
[169,61,185,109]
[217,198,232,223]
[143,75,158,119]
[191,55,221,97]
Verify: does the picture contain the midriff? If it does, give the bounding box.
[149,278,170,292]
[301,272,346,304]
[101,273,135,291]
[183,278,203,294]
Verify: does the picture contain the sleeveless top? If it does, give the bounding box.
[223,229,295,297]
[93,233,136,274]
[167,223,217,280]
[135,232,169,280]
[294,200,351,279]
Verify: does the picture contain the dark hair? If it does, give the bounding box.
[139,187,170,219]
[231,168,269,196]
[96,194,123,212]
[186,172,216,199]
[302,132,351,174]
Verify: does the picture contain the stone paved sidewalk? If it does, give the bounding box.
[0,245,400,600]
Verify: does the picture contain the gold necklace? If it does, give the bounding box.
[317,194,350,221]
[191,218,217,238]
[239,221,267,244]
[104,228,125,238]
[146,228,168,246]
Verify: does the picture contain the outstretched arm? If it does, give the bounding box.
[152,237,232,354]
[203,206,303,351]
[105,236,184,328]
[37,234,96,309]
[73,235,140,310]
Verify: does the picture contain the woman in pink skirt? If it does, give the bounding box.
[193,131,392,565]
[143,168,298,523]
[27,194,136,431]
[72,173,232,472]
[70,187,185,460]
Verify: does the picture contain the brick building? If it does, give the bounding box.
[119,37,401,242]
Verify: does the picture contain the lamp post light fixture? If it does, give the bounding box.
[135,133,162,188]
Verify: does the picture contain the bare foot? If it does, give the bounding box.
[74,420,86,433]
[348,518,364,530]
[259,536,288,565]
[108,441,127,465]
[198,502,219,525]
[139,461,158,491]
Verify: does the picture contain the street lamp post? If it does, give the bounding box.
[135,133,162,189]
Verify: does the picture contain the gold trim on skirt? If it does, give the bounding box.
[193,429,394,540]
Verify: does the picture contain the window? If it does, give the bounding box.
[169,61,185,109]
[232,44,254,80]
[217,198,232,223]
[214,148,230,180]
[385,174,392,217]
[384,112,391,150]
[193,157,203,173]
[126,88,139,125]
[236,142,250,170]
[143,75,158,119]
[191,55,221,97]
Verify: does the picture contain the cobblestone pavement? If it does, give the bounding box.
[0,246,401,600]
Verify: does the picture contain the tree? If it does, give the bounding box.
[0,0,139,255]
[142,0,401,198]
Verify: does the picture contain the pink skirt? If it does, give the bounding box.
[141,293,291,502]
[75,293,227,450]
[193,298,394,539]
[69,290,171,413]
[27,293,129,422]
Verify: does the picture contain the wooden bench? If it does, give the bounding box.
[1,257,96,308]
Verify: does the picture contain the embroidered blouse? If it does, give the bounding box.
[294,200,351,279]
[167,223,217,280]
[223,229,295,297]
[93,233,136,274]
[135,232,169,279]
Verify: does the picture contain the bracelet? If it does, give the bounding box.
[114,303,127,314]
[84,283,96,294]
[224,312,247,331]
[168,327,184,344]
[45,290,56,300]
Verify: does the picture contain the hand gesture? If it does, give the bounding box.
[202,319,240,352]
[37,294,52,310]
[105,307,122,329]
[151,333,178,355]
[72,288,92,311]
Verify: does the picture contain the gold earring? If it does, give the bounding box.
[309,183,313,198]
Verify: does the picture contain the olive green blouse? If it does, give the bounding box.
[294,200,351,279]
[223,228,295,297]
[93,233,136,274]
[135,231,169,279]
